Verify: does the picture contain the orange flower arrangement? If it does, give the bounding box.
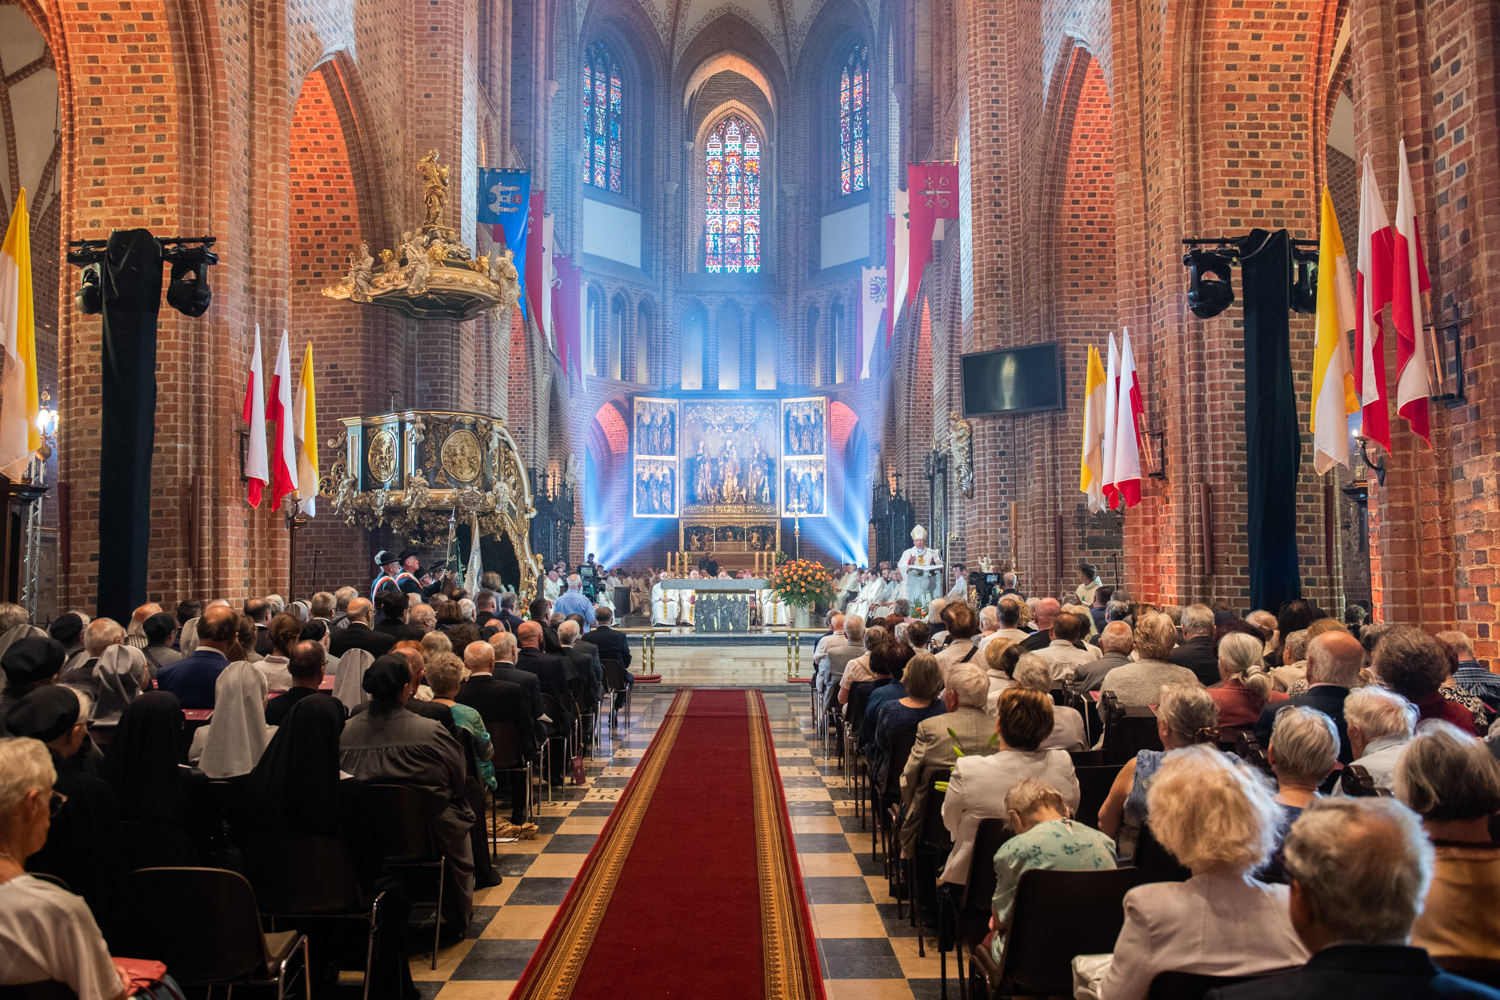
[769,558,836,607]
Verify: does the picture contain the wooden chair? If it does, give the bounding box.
[951,817,1011,1000]
[1147,968,1301,999]
[364,784,448,968]
[1101,691,1163,764]
[120,867,310,1000]
[247,829,388,1000]
[1132,821,1191,883]
[972,867,1141,997]
[486,717,534,827]
[1073,763,1125,829]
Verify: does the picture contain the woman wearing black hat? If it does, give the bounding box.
[339,654,475,935]
[240,694,418,1000]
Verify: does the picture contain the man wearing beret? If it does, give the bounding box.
[6,682,127,939]
[48,612,89,672]
[0,634,67,737]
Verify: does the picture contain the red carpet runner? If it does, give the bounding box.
[511,689,825,999]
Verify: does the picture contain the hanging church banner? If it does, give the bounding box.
[632,397,678,518]
[906,162,960,312]
[860,266,886,380]
[780,397,827,518]
[478,168,530,318]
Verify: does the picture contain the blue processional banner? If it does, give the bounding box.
[478,168,530,319]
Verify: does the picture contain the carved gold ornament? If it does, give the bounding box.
[367,430,398,483]
[322,150,520,321]
[442,429,483,483]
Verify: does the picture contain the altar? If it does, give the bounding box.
[672,578,770,633]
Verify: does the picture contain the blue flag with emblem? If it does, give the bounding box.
[478,168,530,319]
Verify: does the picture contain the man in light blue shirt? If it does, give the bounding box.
[553,573,596,628]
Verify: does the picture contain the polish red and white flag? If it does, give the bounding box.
[243,326,269,507]
[268,329,299,509]
[1391,139,1433,448]
[1112,328,1144,509]
[1355,153,1394,451]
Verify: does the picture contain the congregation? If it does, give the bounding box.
[807,575,1500,999]
[1,570,1500,1000]
[0,583,635,1000]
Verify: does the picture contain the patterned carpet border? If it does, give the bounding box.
[747,690,827,999]
[508,689,693,999]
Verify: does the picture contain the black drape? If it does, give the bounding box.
[97,230,163,623]
[1240,229,1303,612]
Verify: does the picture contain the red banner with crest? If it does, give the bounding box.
[906,162,960,307]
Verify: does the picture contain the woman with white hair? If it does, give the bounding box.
[1209,631,1287,727]
[1098,682,1221,857]
[0,737,129,1000]
[1262,706,1339,881]
[1395,721,1500,960]
[1270,628,1311,692]
[1012,653,1086,750]
[1341,686,1417,792]
[1090,746,1310,1000]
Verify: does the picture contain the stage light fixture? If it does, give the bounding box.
[166,259,213,316]
[75,264,103,314]
[1291,253,1317,315]
[1183,249,1235,319]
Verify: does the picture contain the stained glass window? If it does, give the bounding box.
[839,46,869,195]
[704,115,761,274]
[582,42,623,193]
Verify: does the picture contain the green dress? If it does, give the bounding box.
[991,818,1117,962]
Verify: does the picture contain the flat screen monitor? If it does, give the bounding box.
[960,342,1065,416]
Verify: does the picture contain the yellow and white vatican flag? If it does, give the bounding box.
[1311,186,1360,474]
[0,190,38,480]
[1079,343,1107,513]
[294,342,320,516]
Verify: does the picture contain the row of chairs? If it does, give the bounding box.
[108,781,450,996]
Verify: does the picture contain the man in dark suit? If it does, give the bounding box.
[245,597,274,656]
[1169,604,1219,685]
[482,632,542,735]
[1205,798,1500,1000]
[374,590,426,642]
[496,593,525,634]
[457,641,536,825]
[517,621,573,784]
[329,598,398,659]
[582,605,634,709]
[558,618,603,705]
[527,598,564,655]
[159,604,238,709]
[1255,632,1363,762]
[474,590,500,627]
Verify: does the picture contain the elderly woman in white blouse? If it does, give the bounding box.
[1089,745,1309,1000]
[0,738,128,1000]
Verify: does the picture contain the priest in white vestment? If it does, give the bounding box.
[897,525,944,607]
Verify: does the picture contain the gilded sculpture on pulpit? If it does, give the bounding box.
[418,149,450,228]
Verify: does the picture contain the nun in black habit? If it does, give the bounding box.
[239,693,419,1000]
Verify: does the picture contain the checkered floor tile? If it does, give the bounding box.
[415,688,950,999]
